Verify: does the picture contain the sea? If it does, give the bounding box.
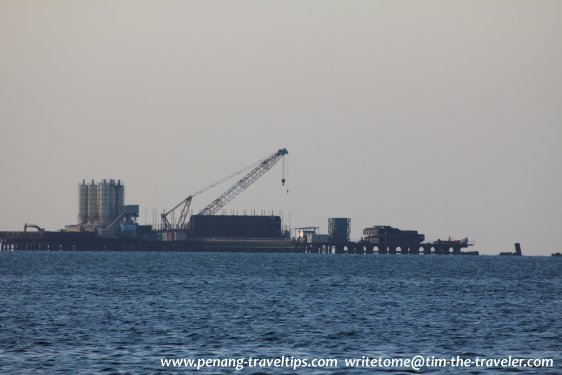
[1,251,560,374]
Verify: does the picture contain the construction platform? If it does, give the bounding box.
[0,231,478,255]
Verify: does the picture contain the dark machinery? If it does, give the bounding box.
[24,223,45,232]
[363,225,424,247]
[161,148,288,231]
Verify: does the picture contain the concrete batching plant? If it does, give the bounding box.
[78,179,124,227]
[77,179,137,234]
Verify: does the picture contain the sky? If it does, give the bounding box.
[1,1,561,255]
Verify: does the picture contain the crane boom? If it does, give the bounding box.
[198,148,288,216]
[161,148,288,230]
[161,195,193,231]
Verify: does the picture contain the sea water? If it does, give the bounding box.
[1,252,560,374]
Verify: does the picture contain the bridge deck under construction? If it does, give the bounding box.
[0,231,478,255]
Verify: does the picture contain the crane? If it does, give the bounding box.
[161,163,257,231]
[198,148,288,216]
[161,148,288,230]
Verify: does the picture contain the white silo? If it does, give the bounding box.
[115,180,125,215]
[98,179,112,227]
[87,180,98,225]
[109,179,116,219]
[78,180,88,225]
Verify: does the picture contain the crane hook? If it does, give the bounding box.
[281,155,287,186]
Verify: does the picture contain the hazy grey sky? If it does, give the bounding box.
[1,1,561,255]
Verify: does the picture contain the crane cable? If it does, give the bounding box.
[193,153,273,197]
[282,156,289,193]
[164,152,273,216]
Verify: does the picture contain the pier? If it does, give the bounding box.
[296,240,478,255]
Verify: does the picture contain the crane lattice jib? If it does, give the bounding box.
[198,148,288,216]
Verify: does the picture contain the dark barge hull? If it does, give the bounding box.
[0,231,297,252]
